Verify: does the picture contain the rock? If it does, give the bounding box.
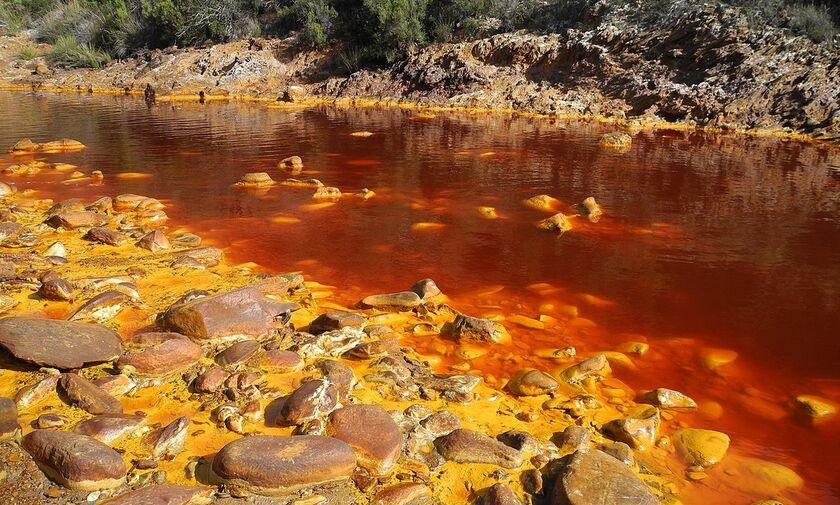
[73,414,144,444]
[41,138,85,151]
[435,429,522,469]
[476,206,499,219]
[312,186,342,199]
[507,368,558,396]
[355,188,375,199]
[159,287,281,340]
[0,317,121,369]
[551,449,656,505]
[309,311,365,334]
[496,430,542,454]
[718,456,803,495]
[523,194,560,212]
[68,290,131,322]
[557,354,611,387]
[278,156,303,171]
[575,197,603,223]
[410,278,442,300]
[137,230,170,252]
[484,483,523,505]
[421,411,461,437]
[84,227,128,246]
[602,441,634,466]
[443,314,510,344]
[8,138,40,153]
[537,213,573,232]
[22,430,126,491]
[194,366,230,393]
[237,172,274,186]
[521,469,544,495]
[276,379,338,426]
[603,404,660,449]
[0,181,14,196]
[278,85,306,102]
[43,241,66,258]
[92,374,135,396]
[0,397,20,441]
[211,435,356,495]
[598,132,632,149]
[328,404,402,474]
[794,394,837,419]
[44,211,108,229]
[316,359,356,398]
[60,373,123,415]
[348,337,400,359]
[643,388,697,410]
[373,483,431,505]
[130,332,188,345]
[36,413,65,429]
[673,428,730,467]
[149,416,189,458]
[260,349,303,371]
[216,340,260,366]
[361,291,422,310]
[119,338,203,377]
[15,375,60,408]
[99,484,213,505]
[556,425,590,451]
[38,275,74,301]
[112,194,147,212]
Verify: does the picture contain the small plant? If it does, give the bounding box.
[338,46,365,73]
[17,45,39,60]
[790,3,837,43]
[47,35,111,68]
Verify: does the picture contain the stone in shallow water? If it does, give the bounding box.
[0,317,121,369]
[373,483,430,505]
[309,311,365,334]
[44,210,108,229]
[84,227,128,246]
[598,132,632,149]
[794,394,837,419]
[211,435,356,496]
[360,291,422,310]
[99,484,213,505]
[484,483,523,505]
[237,172,274,186]
[260,349,303,371]
[434,429,522,469]
[507,368,558,396]
[673,428,730,467]
[60,373,123,415]
[22,429,126,491]
[537,213,573,232]
[410,278,442,300]
[551,449,657,505]
[0,397,21,441]
[119,338,203,377]
[328,404,402,474]
[643,388,697,410]
[73,414,144,444]
[278,156,303,170]
[159,287,279,340]
[442,314,510,344]
[137,230,170,252]
[277,379,338,426]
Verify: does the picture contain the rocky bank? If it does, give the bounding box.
[0,2,838,140]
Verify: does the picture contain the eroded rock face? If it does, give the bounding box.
[22,429,126,491]
[60,373,123,415]
[435,429,522,468]
[211,435,356,495]
[119,338,203,377]
[551,449,657,505]
[0,317,121,369]
[159,287,280,340]
[328,404,402,474]
[100,484,213,505]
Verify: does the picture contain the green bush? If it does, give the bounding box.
[282,0,338,48]
[47,34,111,68]
[33,0,106,45]
[361,0,427,62]
[17,44,38,59]
[790,3,836,42]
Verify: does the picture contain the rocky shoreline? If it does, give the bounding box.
[0,136,829,504]
[1,3,839,142]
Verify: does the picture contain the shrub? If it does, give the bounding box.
[47,34,111,68]
[17,44,38,59]
[33,0,106,45]
[789,3,836,43]
[283,0,338,48]
[361,0,427,62]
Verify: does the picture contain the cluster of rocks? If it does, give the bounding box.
[236,154,374,201]
[525,194,603,234]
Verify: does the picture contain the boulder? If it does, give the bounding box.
[100,484,213,505]
[360,291,422,310]
[328,404,402,474]
[276,379,338,426]
[119,338,203,377]
[484,483,523,505]
[159,287,280,340]
[0,397,20,441]
[673,428,730,467]
[44,211,108,229]
[603,405,660,449]
[60,373,123,415]
[278,156,303,171]
[309,311,365,334]
[0,317,121,369]
[73,414,144,444]
[137,230,170,252]
[507,368,558,396]
[443,315,510,344]
[84,227,128,246]
[260,350,303,371]
[193,366,230,393]
[410,278,442,300]
[216,340,260,366]
[537,213,573,232]
[551,449,656,505]
[211,435,356,495]
[38,276,74,301]
[237,172,274,186]
[22,430,126,491]
[435,429,521,468]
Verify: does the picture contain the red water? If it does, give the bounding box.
[2,92,839,503]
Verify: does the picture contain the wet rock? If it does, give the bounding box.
[0,317,121,368]
[312,186,342,199]
[537,213,573,232]
[159,286,281,340]
[92,374,135,396]
[119,338,203,377]
[84,227,128,246]
[278,156,303,171]
[575,197,603,223]
[237,172,274,186]
[60,373,123,415]
[171,233,202,248]
[283,178,324,188]
[484,483,523,505]
[316,359,356,398]
[496,430,542,454]
[507,368,558,396]
[137,230,170,252]
[643,388,697,410]
[442,314,510,344]
[43,241,66,258]
[521,468,544,495]
[0,397,21,441]
[421,411,461,437]
[8,138,40,153]
[372,483,430,505]
[211,435,356,495]
[22,429,126,491]
[794,394,837,419]
[0,181,14,196]
[673,428,730,467]
[556,425,590,451]
[217,340,260,366]
[309,311,365,334]
[73,414,144,444]
[86,197,112,212]
[602,441,634,467]
[44,211,108,229]
[41,138,85,151]
[68,290,131,322]
[557,354,611,387]
[361,291,422,310]
[328,404,402,474]
[36,413,65,429]
[355,188,375,200]
[194,366,230,393]
[603,405,660,449]
[277,379,338,426]
[551,449,657,505]
[15,375,60,408]
[348,337,400,359]
[260,349,303,371]
[149,416,189,459]
[410,278,442,300]
[99,484,213,505]
[435,429,522,468]
[38,275,74,301]
[523,194,560,211]
[598,132,632,149]
[112,194,147,212]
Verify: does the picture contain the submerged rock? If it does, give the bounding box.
[673,428,730,467]
[794,394,837,419]
[0,317,121,369]
[598,132,632,149]
[278,155,303,171]
[236,172,274,186]
[551,449,657,505]
[22,430,126,491]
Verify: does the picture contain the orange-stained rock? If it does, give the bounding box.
[328,404,402,474]
[0,317,121,369]
[23,430,126,491]
[100,484,213,505]
[159,287,280,340]
[551,449,657,505]
[119,338,203,377]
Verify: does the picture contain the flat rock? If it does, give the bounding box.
[0,317,121,369]
[194,366,230,393]
[216,340,260,366]
[435,429,521,468]
[260,349,303,371]
[309,311,365,334]
[60,373,123,415]
[159,287,280,340]
[130,331,189,345]
[443,315,510,344]
[328,404,402,474]
[44,211,108,229]
[149,416,189,458]
[507,368,558,396]
[673,428,730,467]
[211,435,356,495]
[73,414,144,444]
[360,291,422,310]
[137,230,171,252]
[22,429,126,491]
[0,397,21,441]
[551,449,657,505]
[84,227,128,246]
[101,484,213,505]
[373,483,430,505]
[277,379,338,426]
[119,338,203,377]
[68,290,131,322]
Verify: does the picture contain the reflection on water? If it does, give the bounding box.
[1,91,839,503]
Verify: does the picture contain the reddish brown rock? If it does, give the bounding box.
[216,340,260,366]
[148,416,189,458]
[92,374,135,396]
[348,337,401,359]
[410,278,442,300]
[507,368,558,396]
[211,435,356,495]
[38,276,74,301]
[328,404,402,474]
[309,311,365,334]
[0,397,21,441]
[119,338,203,377]
[443,315,510,344]
[260,349,303,371]
[130,332,189,345]
[60,373,123,415]
[159,287,280,340]
[421,411,461,437]
[84,227,128,246]
[373,483,431,505]
[551,449,657,505]
[73,414,144,444]
[360,291,422,310]
[0,317,121,369]
[435,429,522,468]
[100,484,213,505]
[44,211,108,229]
[68,290,131,322]
[22,429,126,491]
[316,359,356,398]
[278,379,338,426]
[484,483,523,505]
[194,367,230,393]
[137,230,170,252]
[15,375,60,408]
